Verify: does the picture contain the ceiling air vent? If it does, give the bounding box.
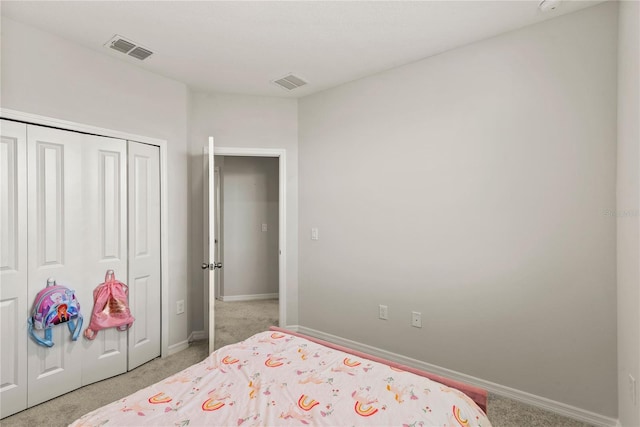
[128,46,153,61]
[105,35,154,61]
[110,38,135,54]
[272,74,307,91]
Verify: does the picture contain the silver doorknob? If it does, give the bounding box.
[201,262,222,270]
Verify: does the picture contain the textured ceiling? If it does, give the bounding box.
[1,1,606,98]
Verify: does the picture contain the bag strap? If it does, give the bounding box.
[67,315,83,341]
[119,282,129,294]
[116,321,133,332]
[28,318,54,347]
[105,269,115,283]
[28,317,83,346]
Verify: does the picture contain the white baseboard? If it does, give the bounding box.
[167,339,189,356]
[219,293,278,302]
[286,325,618,427]
[189,330,207,342]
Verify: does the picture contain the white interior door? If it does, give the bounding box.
[206,137,217,354]
[26,125,85,406]
[214,166,222,301]
[0,120,28,418]
[80,134,128,386]
[25,125,128,405]
[0,115,164,413]
[127,141,161,370]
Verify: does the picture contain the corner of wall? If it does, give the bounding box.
[616,1,640,425]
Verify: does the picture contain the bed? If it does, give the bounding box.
[71,327,491,426]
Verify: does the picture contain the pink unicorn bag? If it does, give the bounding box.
[84,270,134,340]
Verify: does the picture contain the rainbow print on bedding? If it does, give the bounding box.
[71,331,491,426]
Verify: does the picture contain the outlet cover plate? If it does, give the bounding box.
[411,311,422,328]
[379,304,388,320]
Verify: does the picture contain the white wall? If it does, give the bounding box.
[298,2,618,418]
[188,92,298,331]
[218,156,279,298]
[617,1,640,426]
[3,3,630,421]
[0,17,191,348]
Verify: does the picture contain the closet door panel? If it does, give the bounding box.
[0,120,28,418]
[1,117,160,411]
[26,125,84,406]
[128,142,161,370]
[80,134,127,386]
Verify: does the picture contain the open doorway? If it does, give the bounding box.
[203,147,286,351]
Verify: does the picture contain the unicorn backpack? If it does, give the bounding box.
[28,278,83,347]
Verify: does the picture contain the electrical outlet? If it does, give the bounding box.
[176,300,185,315]
[311,228,319,240]
[379,304,388,320]
[411,311,422,328]
[629,374,637,405]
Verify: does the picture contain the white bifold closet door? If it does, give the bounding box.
[0,120,161,417]
[25,124,128,406]
[0,120,29,418]
[127,142,161,370]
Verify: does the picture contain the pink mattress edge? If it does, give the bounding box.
[268,326,488,414]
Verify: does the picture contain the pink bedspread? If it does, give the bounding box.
[72,331,491,426]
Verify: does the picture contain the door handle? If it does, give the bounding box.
[201,262,222,270]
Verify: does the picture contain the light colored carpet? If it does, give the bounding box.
[487,394,594,427]
[214,299,279,350]
[1,299,278,427]
[2,299,594,426]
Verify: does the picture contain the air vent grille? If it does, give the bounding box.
[273,74,307,91]
[111,38,135,54]
[128,47,153,60]
[105,35,154,61]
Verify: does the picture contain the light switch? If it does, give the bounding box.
[311,227,319,240]
[262,223,268,232]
